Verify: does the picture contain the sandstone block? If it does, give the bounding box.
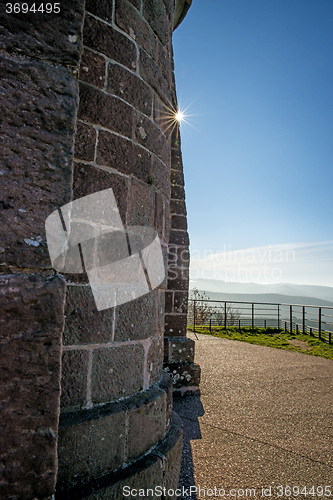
[114,292,157,342]
[0,55,77,269]
[171,215,187,231]
[165,314,187,337]
[168,338,195,363]
[167,266,189,292]
[107,63,153,116]
[73,162,129,225]
[78,83,134,138]
[127,179,155,227]
[61,349,89,410]
[92,344,144,403]
[147,336,164,386]
[79,49,106,88]
[115,0,156,58]
[57,404,126,491]
[126,388,166,461]
[63,285,114,345]
[75,121,96,161]
[135,112,171,165]
[139,49,170,104]
[83,15,136,70]
[142,0,171,46]
[169,229,189,246]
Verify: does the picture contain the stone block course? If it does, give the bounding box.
[171,214,187,230]
[147,336,164,385]
[115,0,156,58]
[107,63,153,115]
[139,49,170,104]
[151,153,171,199]
[165,313,188,337]
[168,338,195,364]
[0,274,65,499]
[114,292,157,342]
[85,0,113,22]
[127,179,155,226]
[170,199,187,217]
[126,387,166,461]
[73,162,129,225]
[142,0,171,46]
[174,291,189,313]
[58,408,126,491]
[79,49,106,88]
[61,349,89,410]
[83,15,137,71]
[169,229,189,246]
[78,83,134,138]
[63,285,114,345]
[135,112,171,165]
[171,183,185,201]
[167,267,189,291]
[92,344,144,403]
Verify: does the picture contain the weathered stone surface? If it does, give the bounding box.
[165,313,188,337]
[63,285,114,345]
[0,274,65,499]
[142,0,171,46]
[165,291,174,313]
[83,14,136,70]
[61,349,89,410]
[169,229,189,246]
[78,83,134,138]
[74,121,96,161]
[92,344,144,403]
[170,199,187,216]
[57,406,126,491]
[73,162,129,225]
[168,338,195,363]
[165,363,201,390]
[0,0,84,65]
[85,0,113,21]
[154,192,165,240]
[171,214,187,230]
[115,0,156,58]
[107,63,153,116]
[147,336,164,385]
[160,371,173,430]
[139,49,170,103]
[114,292,157,341]
[79,49,106,88]
[168,245,189,268]
[126,387,166,461]
[174,291,188,313]
[157,412,183,495]
[96,130,153,186]
[167,266,189,291]
[151,155,171,198]
[0,55,78,269]
[135,112,171,165]
[127,179,155,226]
[171,168,184,186]
[171,184,185,201]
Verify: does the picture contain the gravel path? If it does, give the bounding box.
[174,333,333,500]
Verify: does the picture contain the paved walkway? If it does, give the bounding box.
[174,333,333,500]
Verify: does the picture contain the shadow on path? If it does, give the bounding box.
[173,394,204,500]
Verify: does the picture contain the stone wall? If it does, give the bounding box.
[0,0,196,498]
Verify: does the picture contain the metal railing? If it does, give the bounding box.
[188,299,333,344]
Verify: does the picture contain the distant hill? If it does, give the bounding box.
[189,278,333,307]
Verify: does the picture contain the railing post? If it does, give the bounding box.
[224,301,227,330]
[302,306,305,335]
[251,303,254,330]
[319,307,322,340]
[209,318,212,333]
[277,304,280,330]
[285,321,287,333]
[290,305,293,334]
[296,324,299,335]
[238,319,241,331]
[193,300,196,334]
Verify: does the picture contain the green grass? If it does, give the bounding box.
[187,325,333,360]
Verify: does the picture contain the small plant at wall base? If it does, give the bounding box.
[187,326,333,360]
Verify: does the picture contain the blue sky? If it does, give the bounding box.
[173,0,333,286]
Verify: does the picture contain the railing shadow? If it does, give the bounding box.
[173,394,204,500]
